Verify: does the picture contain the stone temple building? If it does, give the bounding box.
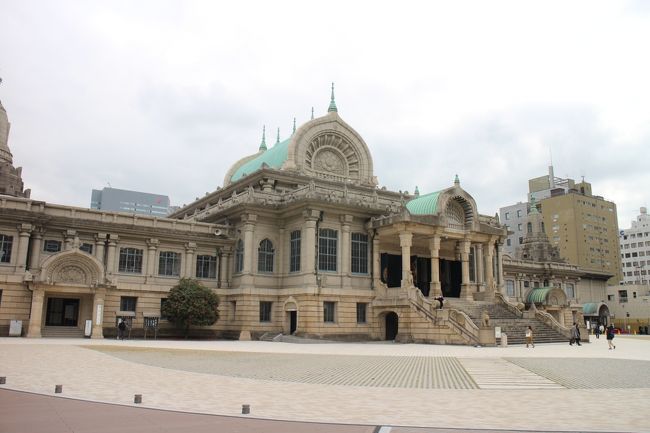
[0,88,594,344]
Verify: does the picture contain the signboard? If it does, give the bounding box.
[84,319,92,337]
[9,320,22,337]
[494,326,502,338]
[95,304,103,325]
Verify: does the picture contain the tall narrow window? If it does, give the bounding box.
[235,240,244,273]
[565,283,575,299]
[0,235,13,263]
[158,251,181,276]
[290,230,301,272]
[356,303,367,324]
[323,301,336,323]
[351,233,368,274]
[469,246,476,282]
[506,280,515,297]
[119,248,143,273]
[258,239,274,273]
[318,228,338,272]
[259,301,272,322]
[196,255,217,279]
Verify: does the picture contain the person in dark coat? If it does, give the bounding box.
[606,324,616,350]
[570,323,581,346]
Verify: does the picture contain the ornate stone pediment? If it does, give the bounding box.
[39,249,105,287]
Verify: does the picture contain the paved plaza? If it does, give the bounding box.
[1,336,649,432]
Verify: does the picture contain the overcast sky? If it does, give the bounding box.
[1,1,648,227]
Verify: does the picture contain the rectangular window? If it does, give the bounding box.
[0,235,13,263]
[565,283,575,298]
[618,290,628,303]
[43,240,62,253]
[505,212,510,220]
[159,251,181,276]
[120,296,137,312]
[290,230,301,272]
[235,240,244,273]
[318,229,338,272]
[517,223,523,231]
[196,255,217,279]
[80,243,93,254]
[356,303,367,324]
[160,298,168,320]
[351,232,368,274]
[524,280,530,288]
[506,280,515,296]
[323,301,336,323]
[517,210,522,218]
[118,248,143,273]
[259,301,272,322]
[518,237,523,245]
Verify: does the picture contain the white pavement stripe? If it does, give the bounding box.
[459,358,564,389]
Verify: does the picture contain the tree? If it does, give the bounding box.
[162,278,219,338]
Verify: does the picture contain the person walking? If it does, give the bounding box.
[118,319,127,340]
[525,325,535,348]
[606,324,616,350]
[570,323,582,346]
[595,324,601,339]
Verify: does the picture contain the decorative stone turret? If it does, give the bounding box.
[517,197,562,262]
[0,97,30,198]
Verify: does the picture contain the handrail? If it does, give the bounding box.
[494,292,524,318]
[406,286,479,344]
[535,310,572,337]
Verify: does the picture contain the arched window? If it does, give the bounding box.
[527,222,533,234]
[235,239,244,273]
[258,239,274,273]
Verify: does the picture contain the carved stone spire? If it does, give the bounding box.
[327,82,338,113]
[259,125,267,151]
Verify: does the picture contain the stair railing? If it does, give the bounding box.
[494,292,524,318]
[534,309,572,338]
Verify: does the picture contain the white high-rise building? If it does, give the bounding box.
[619,207,650,285]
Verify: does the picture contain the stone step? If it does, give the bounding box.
[41,326,85,338]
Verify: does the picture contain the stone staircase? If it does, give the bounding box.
[445,299,568,345]
[41,326,85,338]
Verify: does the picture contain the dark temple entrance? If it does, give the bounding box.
[289,311,297,335]
[380,253,431,296]
[45,298,80,327]
[385,312,398,340]
[440,259,462,297]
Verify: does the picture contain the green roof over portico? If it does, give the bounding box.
[526,287,552,304]
[406,191,441,215]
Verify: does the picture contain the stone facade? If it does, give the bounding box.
[1,94,588,344]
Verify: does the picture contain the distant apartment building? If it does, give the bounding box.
[90,187,170,216]
[619,207,650,285]
[499,201,528,257]
[500,166,622,284]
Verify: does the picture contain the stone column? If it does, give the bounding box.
[302,209,320,285]
[184,242,196,278]
[340,215,352,277]
[146,238,158,277]
[219,246,232,288]
[15,223,32,272]
[26,287,45,338]
[105,235,119,275]
[241,214,257,275]
[429,235,441,297]
[28,230,42,271]
[476,243,484,287]
[460,239,472,299]
[399,231,413,288]
[94,233,107,265]
[485,240,495,295]
[496,241,504,291]
[277,228,285,276]
[91,287,106,339]
[372,233,381,287]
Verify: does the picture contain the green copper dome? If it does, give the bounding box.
[231,138,290,182]
[406,191,441,215]
[526,287,552,304]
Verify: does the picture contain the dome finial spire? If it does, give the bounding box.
[292,117,296,135]
[327,82,338,113]
[259,125,267,151]
[311,107,314,120]
[276,127,280,144]
[454,174,460,186]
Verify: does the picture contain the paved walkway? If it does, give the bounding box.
[1,336,649,432]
